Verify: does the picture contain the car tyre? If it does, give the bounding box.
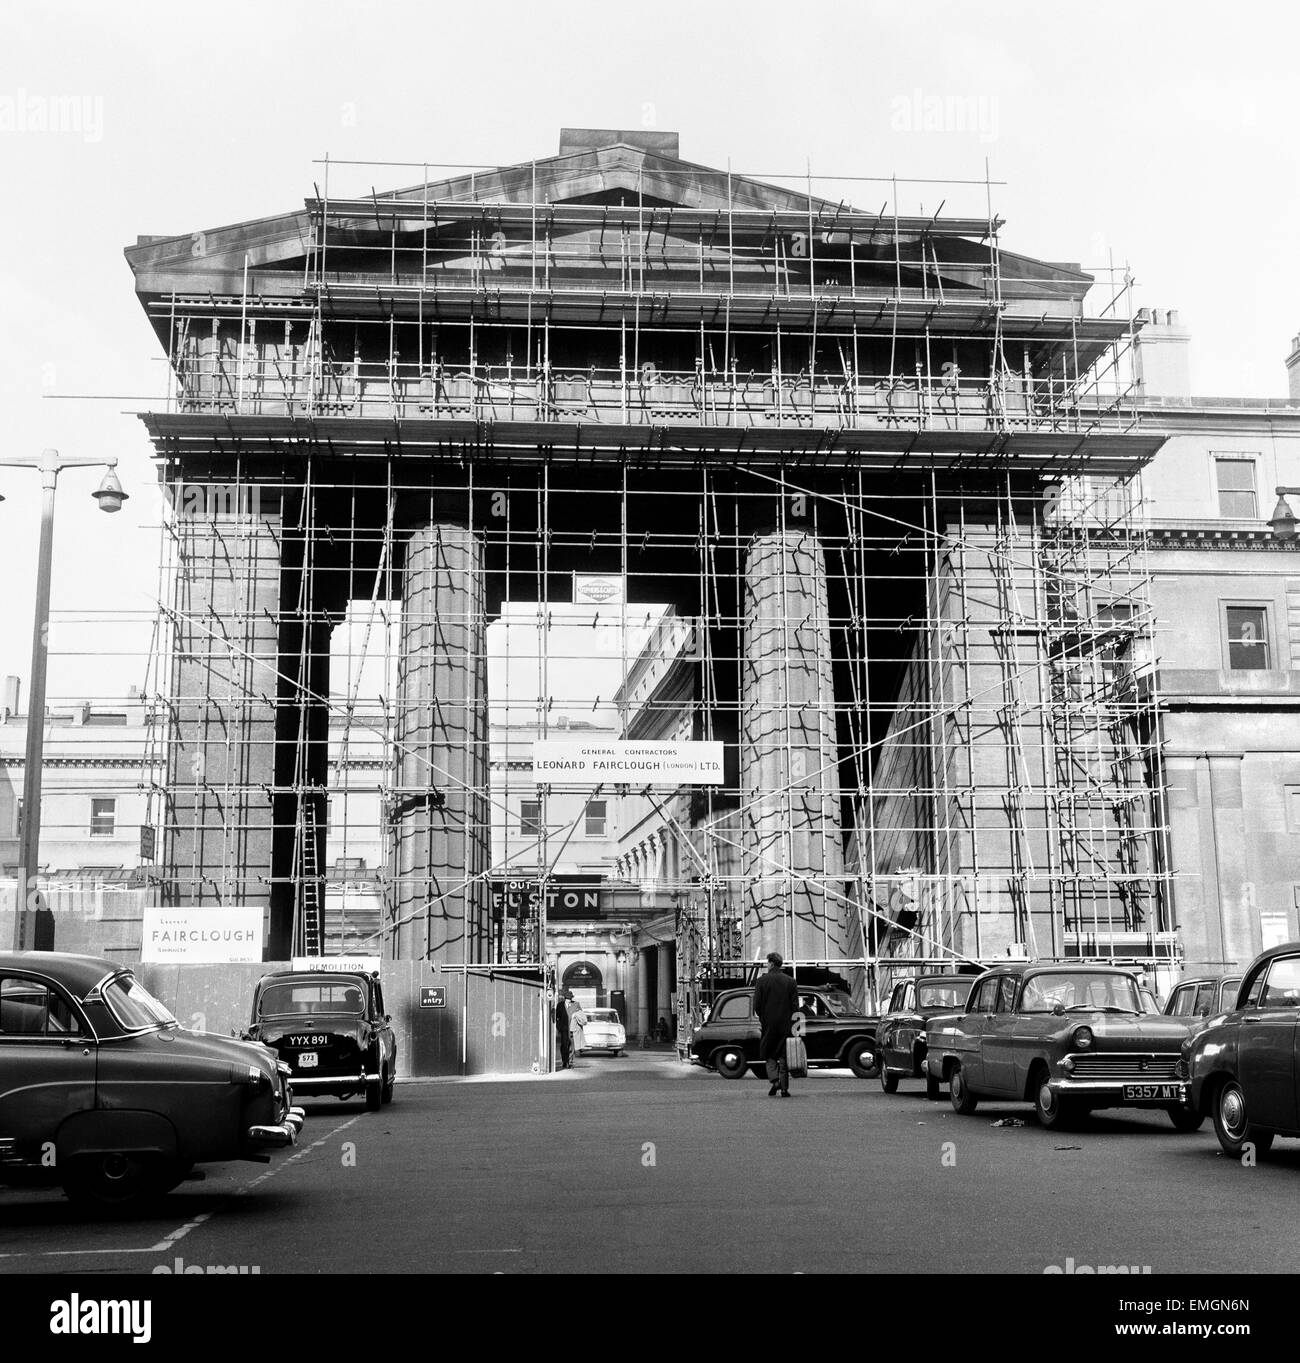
[879,1065,899,1094]
[365,1075,383,1111]
[1032,1071,1076,1129]
[61,1153,179,1209]
[847,1039,879,1079]
[1165,1104,1202,1133]
[714,1046,749,1080]
[925,1071,942,1101]
[1213,1079,1274,1157]
[949,1065,979,1114]
[381,1064,395,1105]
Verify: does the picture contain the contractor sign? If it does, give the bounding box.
[531,739,724,786]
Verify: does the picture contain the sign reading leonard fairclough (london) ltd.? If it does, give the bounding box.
[141,907,264,963]
[531,740,724,785]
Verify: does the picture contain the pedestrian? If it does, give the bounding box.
[753,951,799,1097]
[570,1000,587,1059]
[554,988,573,1070]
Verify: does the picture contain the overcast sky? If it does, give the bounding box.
[1,0,1295,704]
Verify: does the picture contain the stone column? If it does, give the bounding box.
[635,947,651,1040]
[165,494,281,917]
[390,524,489,963]
[741,528,848,962]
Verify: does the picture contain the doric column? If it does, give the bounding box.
[389,523,489,963]
[741,528,848,962]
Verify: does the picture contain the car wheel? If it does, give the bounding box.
[949,1065,979,1114]
[365,1075,383,1111]
[1166,1104,1202,1133]
[714,1046,749,1079]
[1213,1079,1274,1158]
[847,1039,879,1079]
[879,1064,899,1094]
[61,1153,179,1209]
[1032,1071,1076,1129]
[925,1072,942,1101]
[382,1064,395,1105]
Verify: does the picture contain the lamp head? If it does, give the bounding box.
[1268,492,1298,542]
[91,461,128,514]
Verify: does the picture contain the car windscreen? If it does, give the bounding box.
[259,980,366,1016]
[917,981,971,1009]
[102,974,178,1030]
[1018,972,1141,1014]
[819,990,859,1016]
[586,1010,619,1024]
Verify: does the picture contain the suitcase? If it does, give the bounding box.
[785,1035,808,1078]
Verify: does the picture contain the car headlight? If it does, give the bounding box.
[1073,1026,1095,1051]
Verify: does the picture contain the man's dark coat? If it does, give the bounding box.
[753,968,800,1060]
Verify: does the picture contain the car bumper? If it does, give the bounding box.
[289,1071,379,1092]
[246,1105,306,1149]
[1050,1078,1191,1107]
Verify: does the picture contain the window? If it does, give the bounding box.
[1224,605,1270,671]
[1214,457,1257,518]
[1287,788,1300,833]
[996,976,1018,1013]
[584,800,607,837]
[519,799,541,836]
[970,977,999,1013]
[716,995,752,1020]
[89,797,116,837]
[1168,985,1195,1017]
[1259,956,1300,1008]
[0,978,76,1036]
[889,984,907,1012]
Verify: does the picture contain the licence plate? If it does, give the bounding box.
[1121,1082,1180,1102]
[298,1052,319,1069]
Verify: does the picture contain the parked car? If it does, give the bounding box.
[0,951,303,1207]
[689,984,879,1079]
[577,1007,625,1056]
[925,963,1203,1131]
[877,973,974,1097]
[245,969,396,1111]
[1165,974,1242,1022]
[1183,942,1300,1157]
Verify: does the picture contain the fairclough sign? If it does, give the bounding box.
[531,740,724,786]
[141,907,263,963]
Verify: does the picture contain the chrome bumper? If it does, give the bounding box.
[1051,1078,1190,1103]
[247,1105,306,1148]
[287,1072,376,1090]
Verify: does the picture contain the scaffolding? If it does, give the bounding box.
[116,141,1173,1035]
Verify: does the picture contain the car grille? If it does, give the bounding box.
[1069,1054,1180,1081]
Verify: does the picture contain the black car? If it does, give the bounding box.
[1164,974,1242,1021]
[246,970,397,1111]
[877,973,974,1097]
[0,952,302,1206]
[690,984,879,1080]
[1183,942,1300,1157]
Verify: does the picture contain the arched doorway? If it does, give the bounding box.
[562,960,603,1009]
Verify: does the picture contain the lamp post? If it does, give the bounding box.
[2,449,128,951]
[1267,487,1300,542]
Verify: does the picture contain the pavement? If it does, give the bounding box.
[2,1048,1298,1275]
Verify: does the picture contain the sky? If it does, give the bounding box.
[0,0,1296,704]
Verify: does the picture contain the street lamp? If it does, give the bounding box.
[1267,487,1300,542]
[1,449,129,951]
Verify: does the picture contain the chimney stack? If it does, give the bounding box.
[1287,333,1300,401]
[1133,307,1191,399]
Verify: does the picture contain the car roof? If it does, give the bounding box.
[0,951,123,995]
[1242,943,1300,974]
[259,971,370,985]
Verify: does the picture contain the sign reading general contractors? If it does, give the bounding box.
[141,907,263,963]
[531,740,724,786]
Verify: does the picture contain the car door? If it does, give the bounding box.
[894,983,920,1069]
[961,976,1001,1089]
[981,975,1020,1095]
[0,974,97,1155]
[796,993,838,1061]
[1236,954,1300,1131]
[710,993,758,1057]
[880,984,906,1066]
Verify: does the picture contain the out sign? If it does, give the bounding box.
[420,987,447,1009]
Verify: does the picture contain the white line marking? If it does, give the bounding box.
[0,1115,361,1261]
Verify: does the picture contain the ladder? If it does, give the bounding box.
[299,800,323,957]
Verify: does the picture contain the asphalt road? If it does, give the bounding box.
[2,1050,1297,1276]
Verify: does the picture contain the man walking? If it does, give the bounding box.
[554,988,573,1070]
[753,951,799,1097]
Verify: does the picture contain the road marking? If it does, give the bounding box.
[0,1115,361,1262]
